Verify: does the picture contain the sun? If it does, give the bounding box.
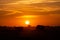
[25,20,30,25]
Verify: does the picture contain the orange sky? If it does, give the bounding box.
[0,15,60,26]
[0,0,60,26]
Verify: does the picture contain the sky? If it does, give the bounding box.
[0,0,60,26]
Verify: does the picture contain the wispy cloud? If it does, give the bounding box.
[0,0,60,26]
[0,9,23,16]
[0,0,60,17]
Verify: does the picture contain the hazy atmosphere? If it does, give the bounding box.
[0,0,60,26]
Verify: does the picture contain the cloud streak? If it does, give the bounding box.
[0,0,60,17]
[0,0,60,26]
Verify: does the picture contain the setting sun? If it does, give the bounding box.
[25,20,30,25]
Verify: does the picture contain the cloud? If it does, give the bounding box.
[0,10,12,16]
[0,1,60,17]
[48,0,60,1]
[0,8,60,17]
[0,0,21,4]
[30,2,60,7]
[0,0,46,4]
[0,0,60,5]
[0,9,23,16]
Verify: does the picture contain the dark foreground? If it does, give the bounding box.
[0,25,60,40]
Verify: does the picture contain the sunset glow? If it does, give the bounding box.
[16,15,38,18]
[0,0,60,26]
[25,20,30,25]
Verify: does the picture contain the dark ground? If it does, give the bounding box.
[0,25,60,40]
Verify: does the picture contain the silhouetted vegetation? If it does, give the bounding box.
[0,25,60,40]
[36,25,45,30]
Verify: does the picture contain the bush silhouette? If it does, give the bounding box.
[36,25,45,30]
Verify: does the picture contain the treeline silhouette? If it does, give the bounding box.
[0,25,60,40]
